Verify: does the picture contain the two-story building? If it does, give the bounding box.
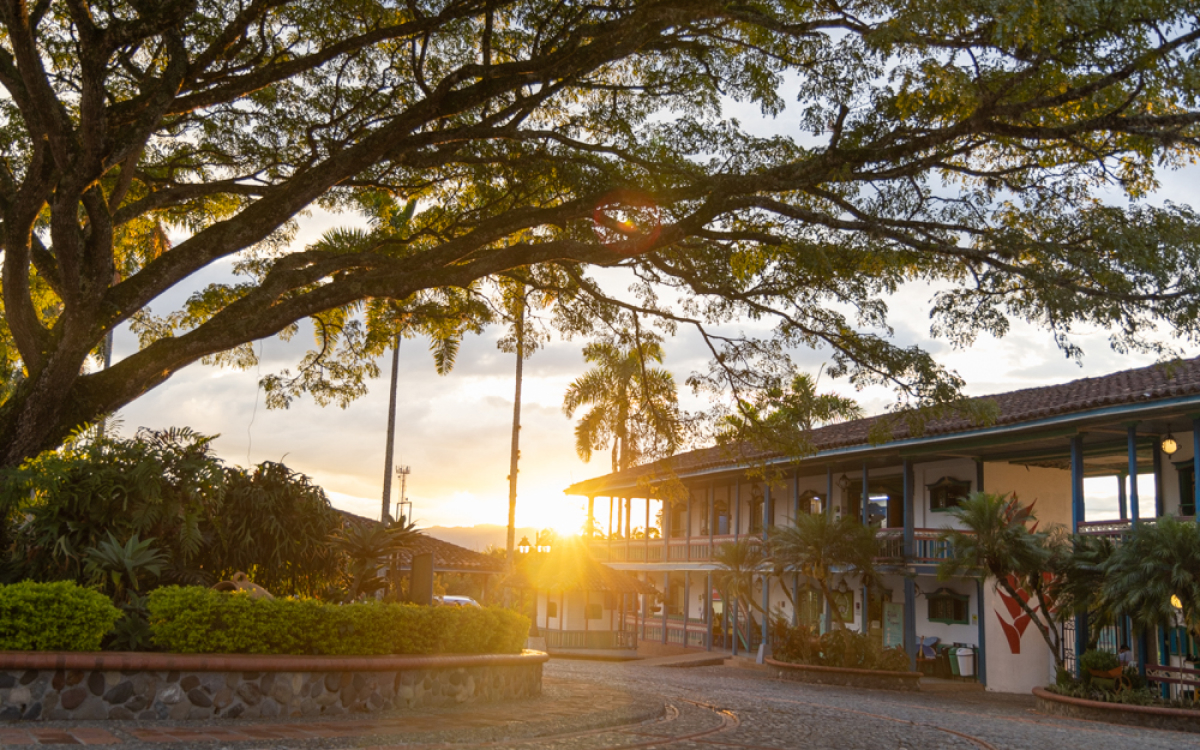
[564,356,1200,693]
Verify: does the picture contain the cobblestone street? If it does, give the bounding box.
[5,659,1200,748]
[537,659,1200,750]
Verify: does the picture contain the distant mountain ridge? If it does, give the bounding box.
[421,524,538,552]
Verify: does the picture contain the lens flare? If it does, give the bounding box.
[592,189,662,256]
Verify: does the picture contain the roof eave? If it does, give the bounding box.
[565,392,1200,496]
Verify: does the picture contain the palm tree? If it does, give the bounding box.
[769,512,879,628]
[713,538,767,651]
[562,333,682,473]
[497,280,552,565]
[719,370,862,460]
[1103,517,1200,643]
[938,492,1066,669]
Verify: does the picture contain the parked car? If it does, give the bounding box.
[435,595,482,608]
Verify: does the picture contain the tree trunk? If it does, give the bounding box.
[996,575,1064,670]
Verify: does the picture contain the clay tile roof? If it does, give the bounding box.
[391,533,505,574]
[567,355,1200,493]
[336,511,504,574]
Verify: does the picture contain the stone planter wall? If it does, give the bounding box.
[1033,686,1200,734]
[0,651,546,722]
[765,657,922,692]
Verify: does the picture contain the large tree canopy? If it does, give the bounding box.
[3,0,1200,468]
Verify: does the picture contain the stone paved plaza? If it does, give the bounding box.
[545,660,1200,750]
[3,659,1200,748]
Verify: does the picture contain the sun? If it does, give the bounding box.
[516,490,589,538]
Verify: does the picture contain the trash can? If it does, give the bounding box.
[957,648,976,677]
[948,647,961,676]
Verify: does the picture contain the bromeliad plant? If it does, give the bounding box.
[82,533,168,651]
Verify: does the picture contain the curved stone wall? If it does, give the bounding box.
[766,658,922,692]
[0,651,546,721]
[1033,687,1200,734]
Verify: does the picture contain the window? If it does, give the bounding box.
[796,588,824,628]
[927,588,970,625]
[927,477,971,513]
[749,488,764,534]
[799,490,825,516]
[1176,461,1195,517]
[670,502,685,538]
[586,603,603,620]
[546,601,558,618]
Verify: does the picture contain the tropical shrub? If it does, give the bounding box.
[147,586,529,655]
[0,428,341,597]
[0,581,122,651]
[772,624,911,672]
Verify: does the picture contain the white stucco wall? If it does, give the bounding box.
[982,582,1057,694]
[983,462,1072,528]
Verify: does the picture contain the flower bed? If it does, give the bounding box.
[0,651,546,721]
[0,583,543,721]
[1034,687,1200,733]
[766,657,922,692]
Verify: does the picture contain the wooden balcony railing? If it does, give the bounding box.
[589,529,963,565]
[1077,516,1196,538]
[543,629,637,650]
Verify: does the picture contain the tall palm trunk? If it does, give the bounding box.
[380,335,401,522]
[506,298,525,565]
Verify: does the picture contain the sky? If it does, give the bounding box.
[105,81,1200,539]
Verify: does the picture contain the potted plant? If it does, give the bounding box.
[1080,649,1130,691]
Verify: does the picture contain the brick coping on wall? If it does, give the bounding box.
[0,649,548,673]
[1033,686,1200,721]
[765,657,921,680]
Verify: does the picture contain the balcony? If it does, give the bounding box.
[1076,515,1195,539]
[586,529,964,566]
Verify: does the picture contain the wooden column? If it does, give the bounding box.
[792,468,800,522]
[686,491,693,561]
[1153,441,1164,518]
[661,571,669,645]
[1118,472,1128,521]
[683,571,691,647]
[734,478,741,537]
[903,458,917,671]
[1193,417,1200,516]
[644,497,651,559]
[1127,426,1140,525]
[861,460,870,634]
[1072,433,1087,676]
[706,572,714,651]
[708,482,715,552]
[607,496,613,558]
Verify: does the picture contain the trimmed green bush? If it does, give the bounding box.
[147,586,529,655]
[0,581,122,651]
[773,625,912,672]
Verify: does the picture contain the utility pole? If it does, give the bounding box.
[506,293,525,565]
[395,465,412,524]
[381,335,402,523]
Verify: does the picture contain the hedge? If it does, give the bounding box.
[147,586,530,655]
[0,581,122,651]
